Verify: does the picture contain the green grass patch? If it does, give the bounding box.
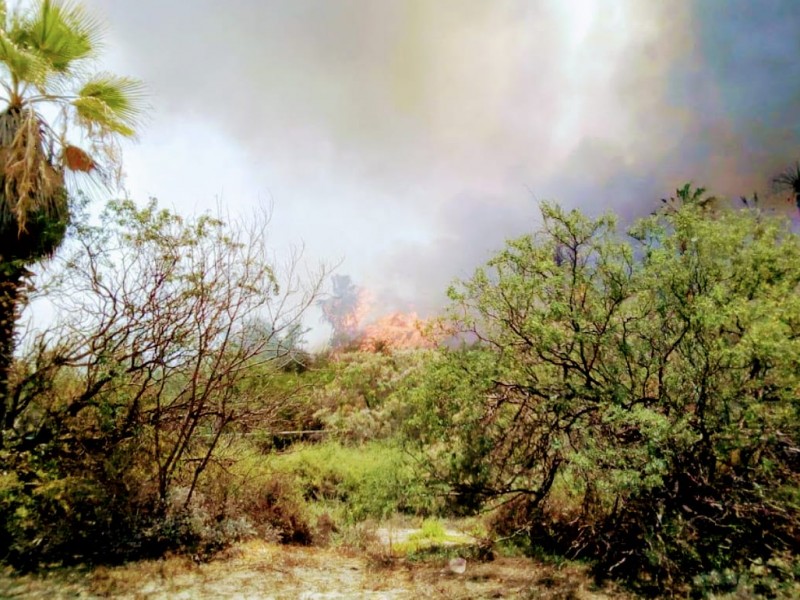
[408,519,447,543]
[389,518,477,557]
[265,440,435,523]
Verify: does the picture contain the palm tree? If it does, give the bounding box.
[0,0,143,426]
[772,162,800,212]
[659,183,716,214]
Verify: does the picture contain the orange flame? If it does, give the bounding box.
[320,276,435,352]
[359,311,433,352]
[321,287,374,348]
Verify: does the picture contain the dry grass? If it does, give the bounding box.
[0,539,631,599]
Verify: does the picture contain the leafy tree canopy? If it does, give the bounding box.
[408,194,800,588]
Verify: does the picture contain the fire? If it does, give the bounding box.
[323,288,373,348]
[359,311,433,352]
[318,275,433,352]
[318,275,373,348]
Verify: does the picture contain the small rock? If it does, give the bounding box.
[447,557,467,574]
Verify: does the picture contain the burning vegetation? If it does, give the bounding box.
[318,274,432,352]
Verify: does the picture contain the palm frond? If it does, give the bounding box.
[0,0,144,260]
[0,29,48,88]
[659,183,717,215]
[772,162,800,194]
[73,73,145,137]
[0,107,64,234]
[772,162,800,212]
[62,143,93,171]
[11,0,101,74]
[676,183,712,206]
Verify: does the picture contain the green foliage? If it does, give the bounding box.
[309,349,432,443]
[408,518,446,542]
[0,0,144,251]
[266,441,435,522]
[408,195,800,590]
[0,198,322,568]
[186,436,440,548]
[391,519,477,558]
[0,3,145,554]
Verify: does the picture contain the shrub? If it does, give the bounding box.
[246,474,313,545]
[310,349,431,443]
[267,441,438,522]
[409,194,800,591]
[0,199,326,568]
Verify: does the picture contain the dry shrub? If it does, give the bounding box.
[336,519,382,553]
[489,496,536,541]
[246,475,313,545]
[313,511,339,547]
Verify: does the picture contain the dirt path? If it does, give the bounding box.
[0,541,630,599]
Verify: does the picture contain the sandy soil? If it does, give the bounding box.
[0,541,631,599]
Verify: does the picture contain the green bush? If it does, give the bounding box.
[0,467,179,568]
[408,193,800,591]
[0,199,324,569]
[267,441,437,522]
[309,350,431,443]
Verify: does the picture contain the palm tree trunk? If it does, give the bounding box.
[0,263,23,448]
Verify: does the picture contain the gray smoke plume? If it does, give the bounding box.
[83,0,800,319]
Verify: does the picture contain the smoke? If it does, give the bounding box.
[317,274,371,348]
[84,0,800,322]
[318,273,431,351]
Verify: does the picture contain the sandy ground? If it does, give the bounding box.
[0,541,631,599]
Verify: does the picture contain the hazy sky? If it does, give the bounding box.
[80,0,800,342]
